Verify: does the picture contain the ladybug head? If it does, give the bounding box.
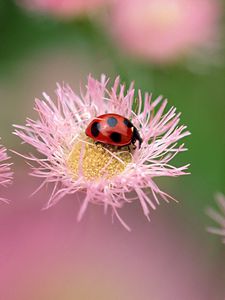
[132,126,143,148]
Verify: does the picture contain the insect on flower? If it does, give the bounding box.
[85,113,143,148]
[14,74,190,230]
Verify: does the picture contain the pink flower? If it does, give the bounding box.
[0,143,13,200]
[17,0,109,18]
[109,0,221,64]
[1,175,222,299]
[207,193,225,243]
[14,74,190,229]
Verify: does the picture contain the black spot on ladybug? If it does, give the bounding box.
[91,122,101,137]
[110,132,122,143]
[123,118,133,128]
[107,117,118,127]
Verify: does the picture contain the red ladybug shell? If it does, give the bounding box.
[85,113,134,146]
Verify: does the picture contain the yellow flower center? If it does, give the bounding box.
[67,136,132,181]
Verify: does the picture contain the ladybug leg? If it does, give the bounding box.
[94,141,102,147]
[120,145,133,152]
[130,141,136,151]
[126,145,132,152]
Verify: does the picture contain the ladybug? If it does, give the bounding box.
[85,113,143,148]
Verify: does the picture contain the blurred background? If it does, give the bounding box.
[0,0,225,299]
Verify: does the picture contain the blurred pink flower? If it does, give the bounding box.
[17,0,109,18]
[0,143,13,187]
[207,193,225,243]
[0,174,223,300]
[0,142,13,201]
[110,0,221,64]
[14,74,190,229]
